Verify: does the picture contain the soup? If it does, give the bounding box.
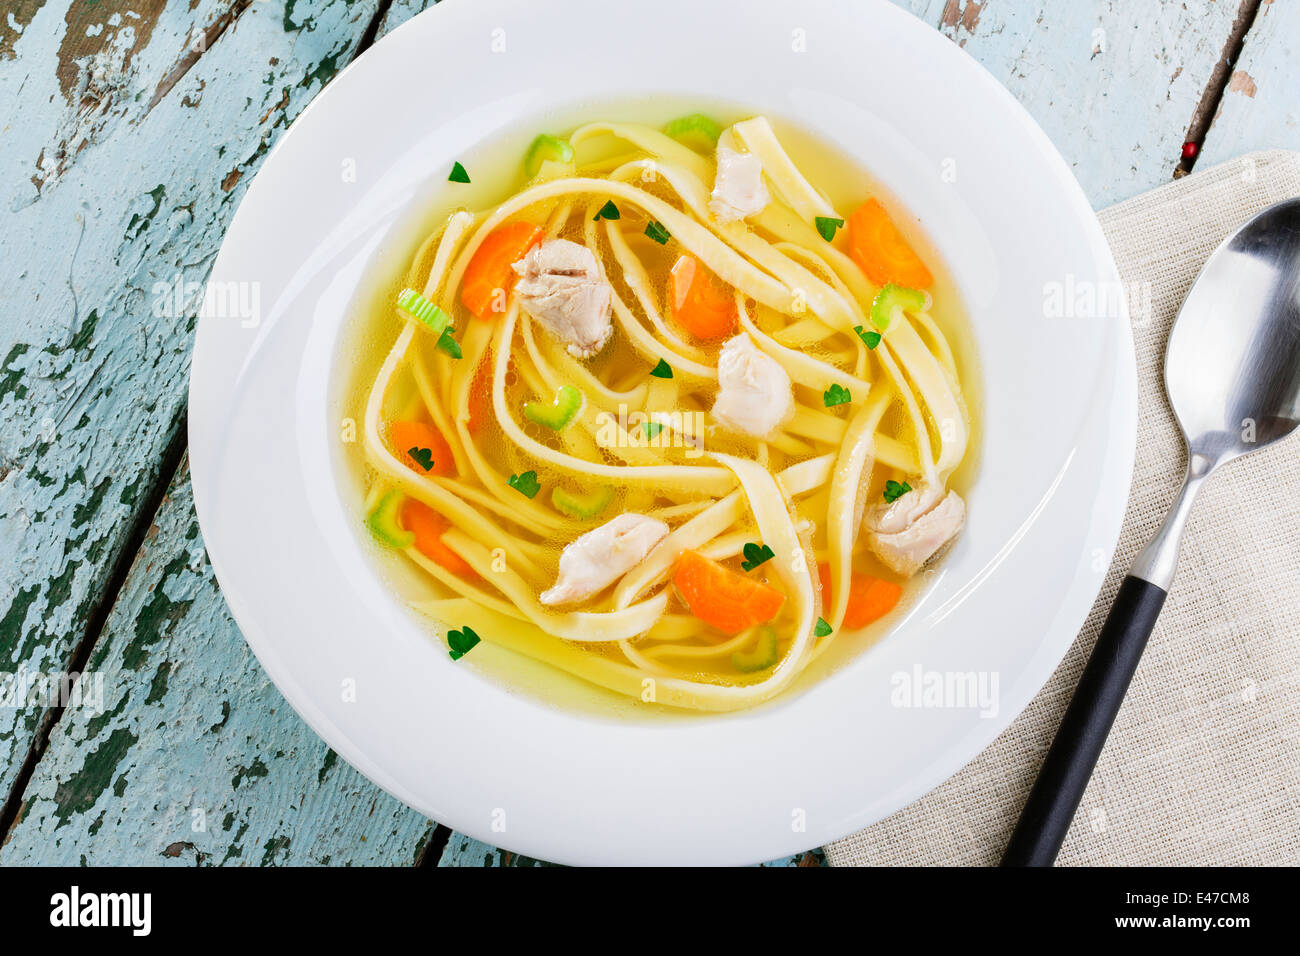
[348,110,978,712]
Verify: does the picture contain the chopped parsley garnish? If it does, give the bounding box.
[741,542,775,572]
[815,216,845,242]
[883,479,912,503]
[643,421,664,440]
[814,617,833,638]
[447,625,481,661]
[407,446,435,471]
[448,161,471,184]
[649,358,674,379]
[823,384,851,407]
[508,470,541,498]
[436,328,462,359]
[853,324,882,350]
[644,220,671,245]
[593,200,620,221]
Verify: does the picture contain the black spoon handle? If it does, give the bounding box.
[1000,574,1168,866]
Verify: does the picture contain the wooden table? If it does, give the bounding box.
[1,0,1294,867]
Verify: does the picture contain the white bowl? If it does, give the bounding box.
[189,0,1135,864]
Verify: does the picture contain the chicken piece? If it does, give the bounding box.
[867,480,945,535]
[709,145,770,222]
[539,513,669,606]
[711,334,794,438]
[863,483,966,577]
[512,239,613,358]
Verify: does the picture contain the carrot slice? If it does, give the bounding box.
[389,421,454,476]
[670,255,737,341]
[674,549,786,635]
[460,221,544,319]
[818,562,902,629]
[400,499,478,580]
[847,199,933,289]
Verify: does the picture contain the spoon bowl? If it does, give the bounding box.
[1166,197,1300,464]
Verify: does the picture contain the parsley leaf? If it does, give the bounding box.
[649,358,673,379]
[815,216,845,242]
[644,220,671,244]
[741,542,775,572]
[883,479,912,503]
[448,161,471,184]
[593,200,620,221]
[823,383,852,407]
[447,625,481,661]
[814,617,833,638]
[407,446,434,471]
[643,421,664,440]
[436,328,462,359]
[853,324,882,350]
[508,470,541,498]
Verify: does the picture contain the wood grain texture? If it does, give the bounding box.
[0,460,434,865]
[0,0,381,803]
[914,0,1250,207]
[4,0,1283,868]
[1198,0,1300,166]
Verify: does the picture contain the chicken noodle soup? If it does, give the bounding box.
[351,112,978,712]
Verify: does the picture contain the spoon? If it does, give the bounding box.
[1001,196,1300,866]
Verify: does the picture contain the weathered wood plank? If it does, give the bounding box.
[914,0,1250,207]
[0,460,434,864]
[0,0,243,806]
[0,0,381,803]
[1197,0,1300,166]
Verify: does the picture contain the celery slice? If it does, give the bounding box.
[870,283,926,331]
[524,134,575,177]
[396,287,452,336]
[551,485,614,520]
[523,385,583,430]
[366,490,413,549]
[664,113,723,153]
[731,627,780,673]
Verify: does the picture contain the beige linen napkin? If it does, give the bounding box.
[828,151,1300,867]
